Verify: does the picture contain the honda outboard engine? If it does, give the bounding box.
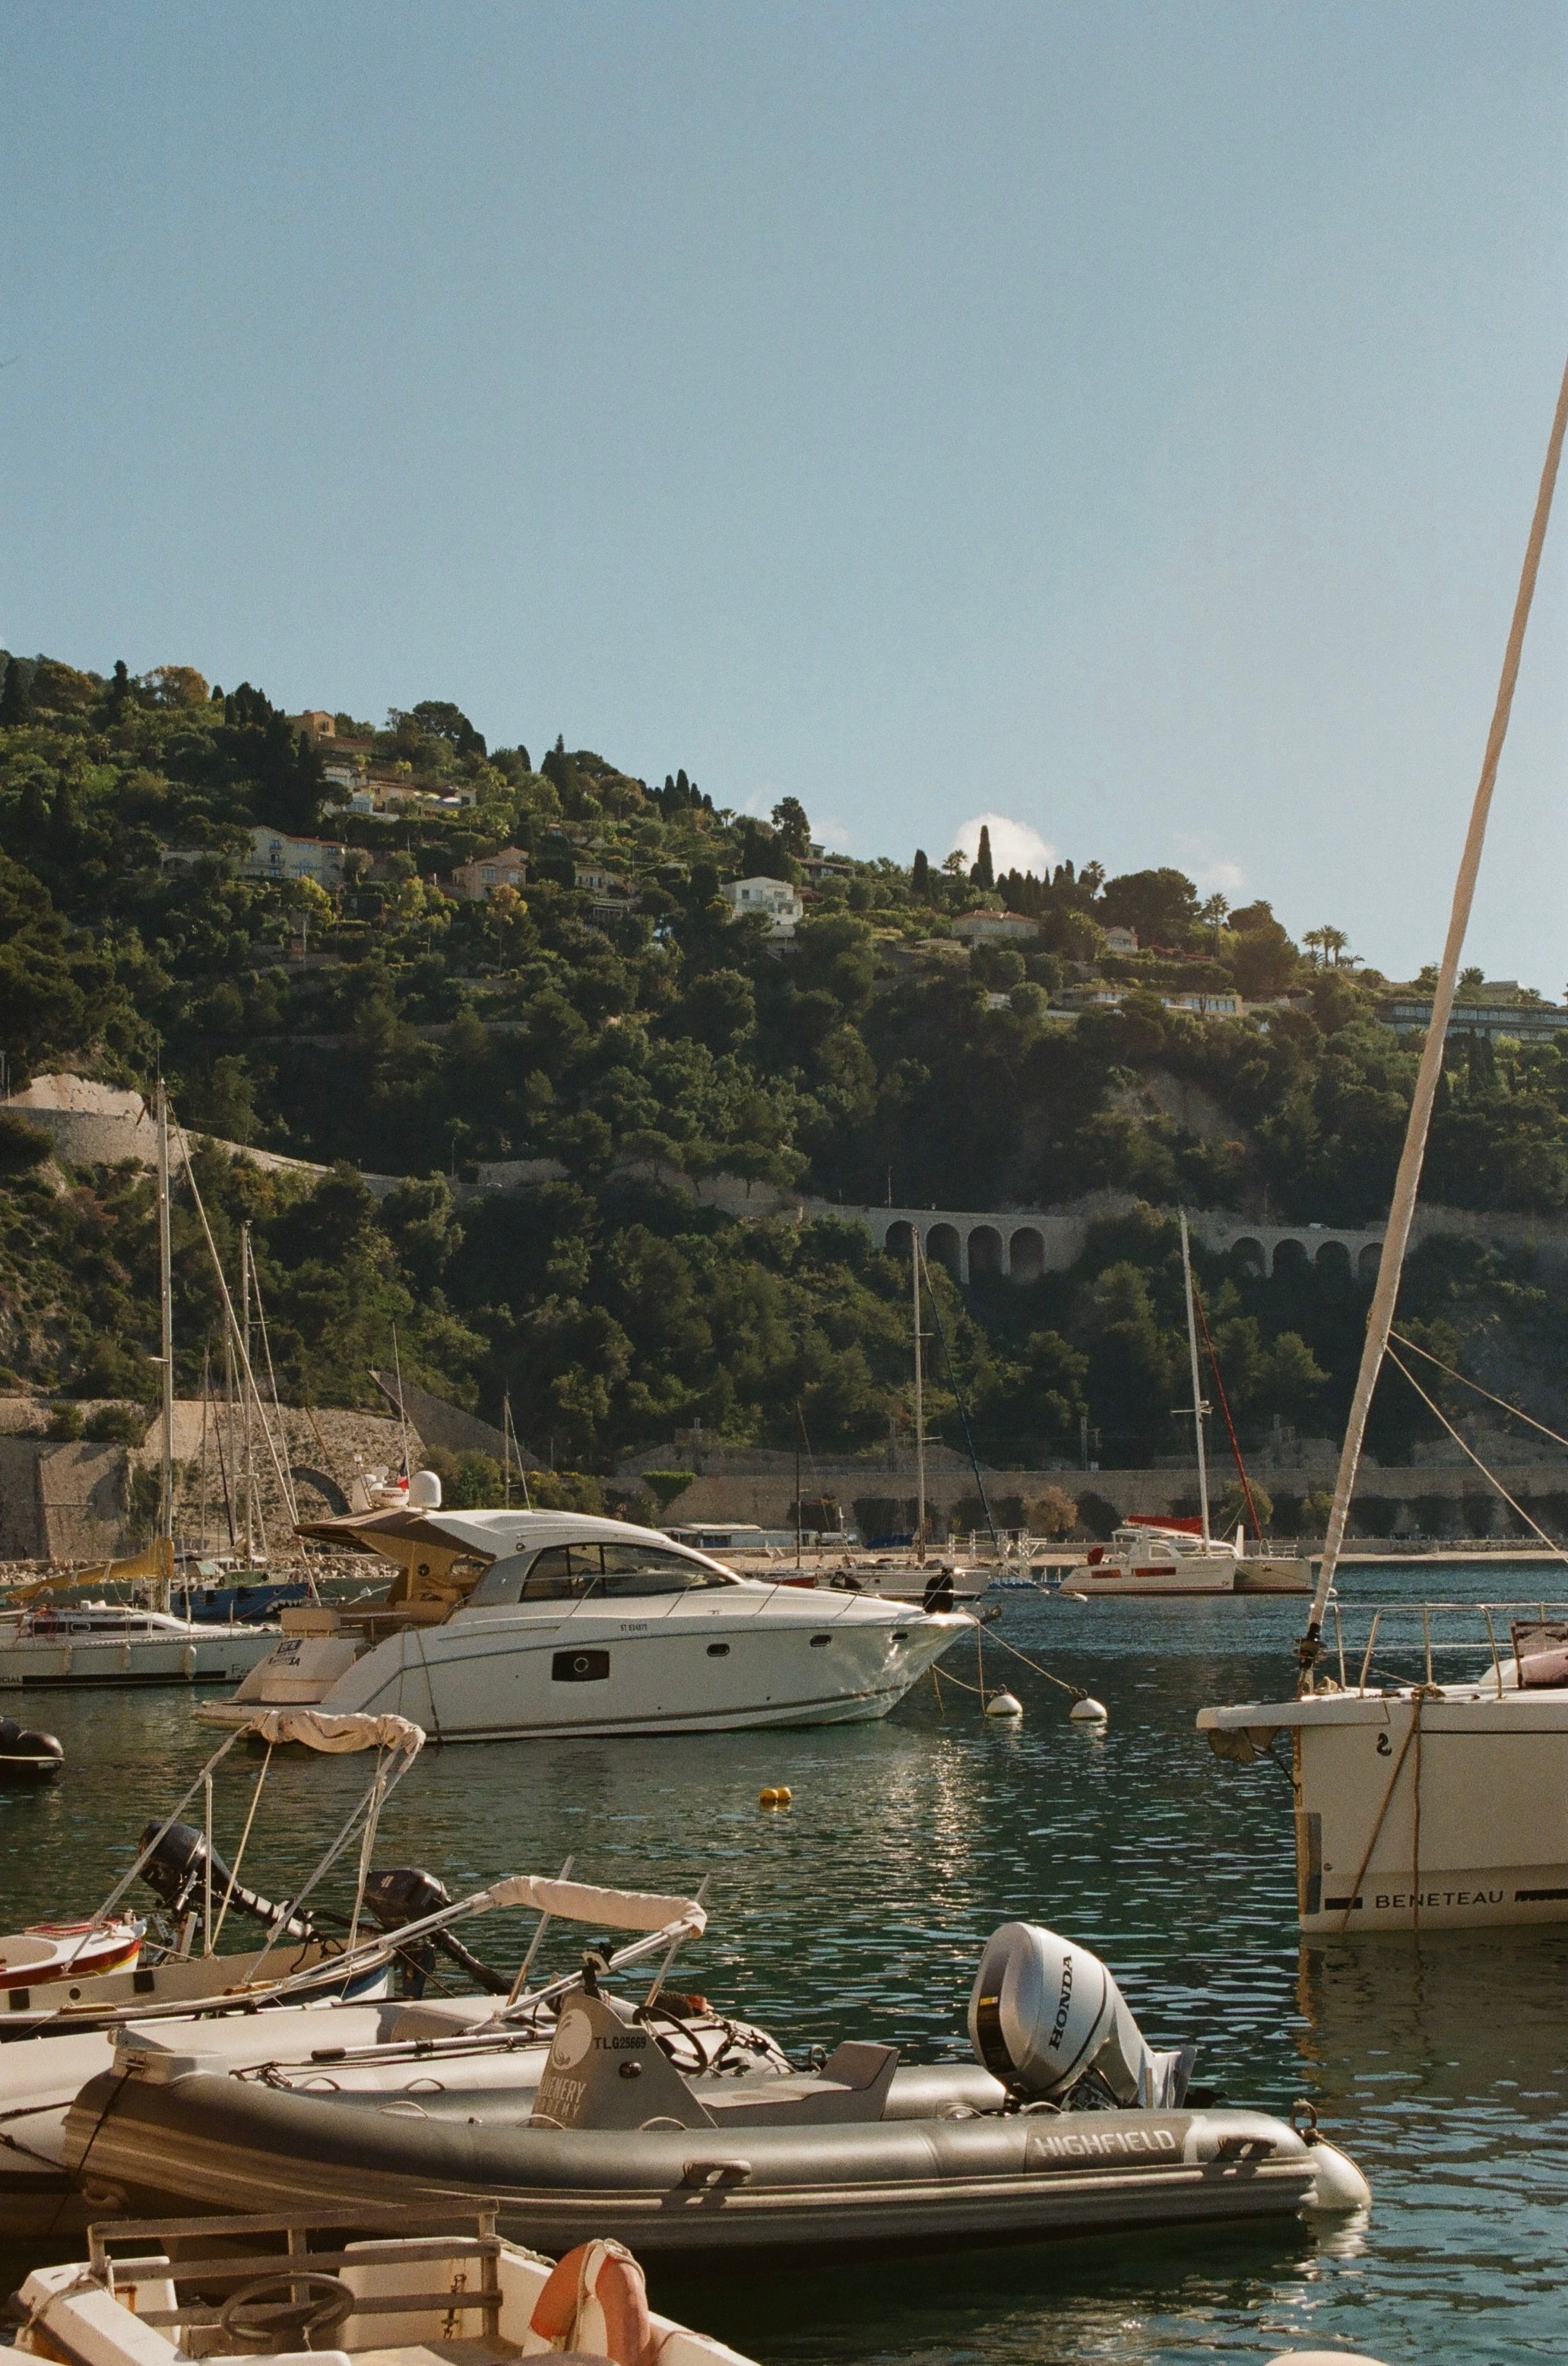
[361,1868,512,1994]
[968,1923,1193,2109]
[137,1822,315,1943]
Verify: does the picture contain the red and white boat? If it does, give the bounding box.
[0,1917,144,1993]
[1064,1514,1241,1597]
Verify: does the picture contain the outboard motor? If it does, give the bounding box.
[968,1923,1193,2109]
[361,1868,512,1994]
[137,1822,315,1943]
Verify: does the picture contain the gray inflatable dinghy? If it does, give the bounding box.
[64,1921,1367,2254]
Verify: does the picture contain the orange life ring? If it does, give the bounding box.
[529,2238,654,2366]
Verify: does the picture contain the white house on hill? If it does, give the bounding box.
[721,877,804,937]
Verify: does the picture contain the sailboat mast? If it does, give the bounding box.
[240,1226,253,1562]
[156,1082,175,1571]
[912,1227,927,1565]
[1180,1211,1211,1545]
[1303,347,1568,1667]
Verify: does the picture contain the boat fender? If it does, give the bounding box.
[525,2238,654,2365]
[1302,2139,1372,2214]
[1289,2095,1371,2212]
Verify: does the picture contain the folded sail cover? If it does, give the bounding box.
[480,1875,706,1933]
[240,1709,426,1755]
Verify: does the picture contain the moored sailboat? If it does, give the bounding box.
[1198,346,1568,1933]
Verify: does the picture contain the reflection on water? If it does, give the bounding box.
[0,1567,1563,2359]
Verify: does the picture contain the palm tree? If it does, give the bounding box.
[1319,926,1349,968]
[1198,892,1229,951]
[1302,928,1329,969]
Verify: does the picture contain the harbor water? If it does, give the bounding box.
[2,1564,1564,2363]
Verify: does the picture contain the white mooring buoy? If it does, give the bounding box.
[1069,1695,1109,1724]
[984,1691,1024,1720]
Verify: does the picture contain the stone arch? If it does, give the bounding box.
[1315,1239,1351,1277]
[1358,1242,1383,1281]
[968,1224,1003,1280]
[1232,1237,1265,1275]
[291,1463,349,1516]
[927,1223,962,1278]
[884,1219,914,1263]
[1272,1237,1309,1277]
[1009,1226,1044,1284]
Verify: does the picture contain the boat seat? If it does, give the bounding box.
[698,2040,900,2124]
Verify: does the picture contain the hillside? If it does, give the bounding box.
[1,648,1565,1481]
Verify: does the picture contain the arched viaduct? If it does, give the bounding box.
[847,1204,1386,1286]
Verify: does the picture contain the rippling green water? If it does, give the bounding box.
[2,1568,1564,2362]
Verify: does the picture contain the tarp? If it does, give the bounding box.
[240,1708,426,1755]
[480,1874,705,1933]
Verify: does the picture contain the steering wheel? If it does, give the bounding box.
[217,2270,356,2350]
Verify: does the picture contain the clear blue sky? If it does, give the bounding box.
[2,2,1565,987]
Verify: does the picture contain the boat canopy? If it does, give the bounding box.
[239,1708,426,1755]
[484,1874,707,1935]
[293,1507,699,1562]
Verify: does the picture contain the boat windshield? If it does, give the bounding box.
[477,1541,736,1606]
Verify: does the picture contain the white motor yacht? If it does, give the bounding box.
[198,1499,967,1741]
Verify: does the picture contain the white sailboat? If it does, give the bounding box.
[1063,1214,1245,1597]
[1198,348,1568,1933]
[0,1087,277,1691]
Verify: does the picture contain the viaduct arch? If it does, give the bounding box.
[864,1204,1385,1285]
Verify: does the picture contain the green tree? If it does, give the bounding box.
[771,797,810,858]
[971,826,995,890]
[0,658,30,726]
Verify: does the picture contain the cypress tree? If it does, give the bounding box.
[911,848,930,899]
[971,824,995,890]
[0,658,31,726]
[48,772,78,860]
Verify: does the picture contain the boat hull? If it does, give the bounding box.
[201,1600,966,1742]
[1199,1687,1568,1933]
[0,1631,276,1689]
[63,2071,1324,2256]
[1066,1564,1237,1597]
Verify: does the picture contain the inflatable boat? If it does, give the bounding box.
[63,1920,1368,2256]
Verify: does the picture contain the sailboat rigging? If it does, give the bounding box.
[1198,344,1568,1931]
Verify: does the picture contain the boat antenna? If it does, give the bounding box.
[920,1240,999,1556]
[911,1226,927,1565]
[1300,344,1568,1686]
[1179,1211,1212,1546]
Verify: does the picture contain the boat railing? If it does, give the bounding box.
[1315,1596,1568,1695]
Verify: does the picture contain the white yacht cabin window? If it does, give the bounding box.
[471,1540,733,1605]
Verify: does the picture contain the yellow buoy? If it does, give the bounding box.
[760,1786,792,1807]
